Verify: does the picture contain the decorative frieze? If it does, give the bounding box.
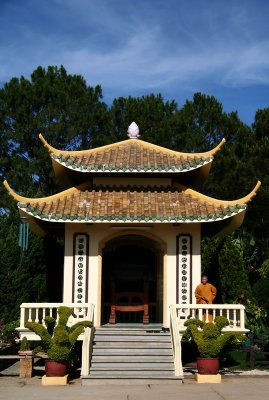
[72,233,89,303]
[176,234,192,304]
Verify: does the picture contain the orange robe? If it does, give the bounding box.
[195,283,217,304]
[195,283,217,322]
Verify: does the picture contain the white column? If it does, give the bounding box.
[63,224,90,303]
[191,224,201,302]
[176,234,193,304]
[63,224,73,302]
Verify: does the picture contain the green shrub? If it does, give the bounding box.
[26,321,52,351]
[183,316,246,358]
[25,306,93,362]
[47,344,70,362]
[225,350,249,369]
[20,336,30,351]
[0,320,20,344]
[44,316,56,336]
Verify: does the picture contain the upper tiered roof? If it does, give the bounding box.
[40,133,225,174]
[38,122,226,189]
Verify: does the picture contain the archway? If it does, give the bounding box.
[101,234,163,325]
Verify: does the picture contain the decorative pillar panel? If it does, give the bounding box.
[176,234,192,304]
[72,233,89,303]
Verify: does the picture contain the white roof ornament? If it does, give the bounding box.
[127,122,140,139]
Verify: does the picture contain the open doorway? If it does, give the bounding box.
[101,234,163,325]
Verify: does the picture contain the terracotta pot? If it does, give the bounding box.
[196,357,219,375]
[45,360,69,377]
[18,350,33,357]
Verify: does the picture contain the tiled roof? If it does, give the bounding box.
[39,135,226,174]
[16,185,247,223]
[51,142,212,173]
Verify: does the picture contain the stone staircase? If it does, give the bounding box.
[82,327,183,385]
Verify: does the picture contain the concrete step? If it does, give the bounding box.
[95,328,168,332]
[85,327,178,384]
[92,348,172,355]
[89,370,176,377]
[82,377,183,385]
[92,354,173,363]
[92,341,172,348]
[94,330,169,332]
[94,333,170,338]
[91,364,174,370]
[94,328,169,334]
[94,333,170,342]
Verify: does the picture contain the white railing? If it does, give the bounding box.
[81,327,94,376]
[170,305,183,377]
[172,304,247,332]
[18,303,94,340]
[169,304,247,378]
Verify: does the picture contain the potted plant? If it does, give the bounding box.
[183,316,246,375]
[18,337,33,378]
[25,306,92,378]
[19,336,32,356]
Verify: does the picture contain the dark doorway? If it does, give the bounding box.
[101,235,162,324]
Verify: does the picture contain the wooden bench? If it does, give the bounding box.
[109,278,149,324]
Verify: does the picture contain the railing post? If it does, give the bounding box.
[42,308,46,326]
[81,327,92,376]
[35,308,39,323]
[20,304,25,328]
[28,308,32,323]
[230,308,236,328]
[240,307,245,329]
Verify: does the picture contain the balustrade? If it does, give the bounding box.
[18,303,94,340]
[173,303,247,332]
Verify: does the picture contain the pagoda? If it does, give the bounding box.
[4,122,260,328]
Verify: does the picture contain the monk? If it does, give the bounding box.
[195,275,217,322]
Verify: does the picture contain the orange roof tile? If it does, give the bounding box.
[12,185,248,223]
[39,134,225,173]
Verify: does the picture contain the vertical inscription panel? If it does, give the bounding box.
[73,233,89,303]
[176,234,192,304]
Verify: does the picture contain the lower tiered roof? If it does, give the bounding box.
[4,180,260,236]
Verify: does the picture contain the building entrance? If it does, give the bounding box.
[101,235,163,325]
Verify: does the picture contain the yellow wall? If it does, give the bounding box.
[64,222,201,327]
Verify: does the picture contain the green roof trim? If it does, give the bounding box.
[18,205,246,224]
[51,153,213,173]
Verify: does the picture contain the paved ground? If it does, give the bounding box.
[0,375,269,400]
[1,360,269,400]
[2,340,269,399]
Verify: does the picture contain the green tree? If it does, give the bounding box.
[218,237,251,303]
[0,65,108,204]
[247,108,269,250]
[108,94,177,146]
[0,66,107,321]
[0,207,47,322]
[202,236,252,303]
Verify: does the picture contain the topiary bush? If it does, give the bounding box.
[182,316,246,358]
[19,336,30,351]
[25,306,92,362]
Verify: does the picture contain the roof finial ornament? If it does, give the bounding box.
[127,122,140,139]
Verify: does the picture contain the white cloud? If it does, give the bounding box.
[1,0,269,96]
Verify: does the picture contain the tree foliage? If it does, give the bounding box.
[0,65,107,204]
[0,207,47,322]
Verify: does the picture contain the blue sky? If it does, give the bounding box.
[1,0,269,125]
